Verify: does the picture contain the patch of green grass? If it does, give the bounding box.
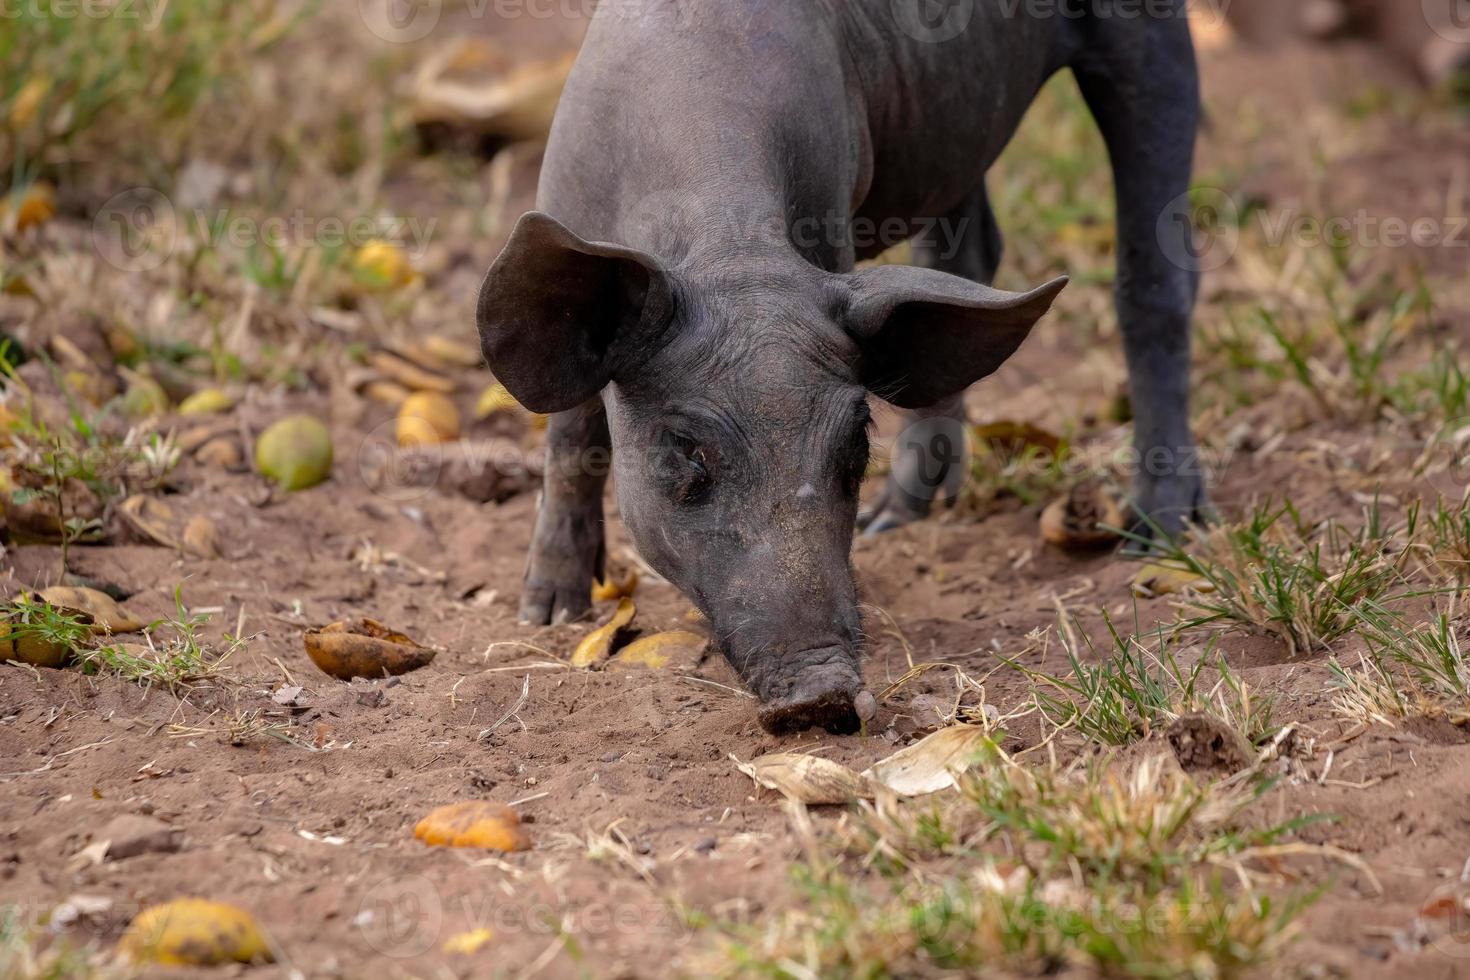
[1,0,301,184]
[0,905,123,980]
[696,751,1315,979]
[1128,500,1413,657]
[1329,603,1470,725]
[1021,612,1275,747]
[1421,493,1470,586]
[83,588,242,691]
[1,594,94,664]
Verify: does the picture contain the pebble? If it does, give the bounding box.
[854,690,878,723]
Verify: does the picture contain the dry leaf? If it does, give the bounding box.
[195,436,243,470]
[369,351,454,394]
[570,598,636,668]
[118,495,183,549]
[731,752,875,806]
[411,39,575,142]
[862,725,994,796]
[182,515,222,559]
[363,380,411,407]
[972,420,1063,457]
[38,587,145,633]
[303,619,436,681]
[415,802,531,851]
[611,630,705,670]
[418,335,484,370]
[178,388,236,416]
[119,898,273,966]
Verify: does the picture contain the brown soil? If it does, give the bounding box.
[4,27,1470,980]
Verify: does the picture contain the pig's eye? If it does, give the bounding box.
[660,431,714,505]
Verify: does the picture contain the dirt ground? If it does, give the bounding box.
[3,14,1470,980]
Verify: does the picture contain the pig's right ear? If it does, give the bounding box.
[477,211,674,414]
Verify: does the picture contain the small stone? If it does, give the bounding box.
[95,815,181,861]
[600,751,622,764]
[693,837,717,854]
[854,690,878,723]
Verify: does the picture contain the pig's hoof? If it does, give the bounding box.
[756,660,864,736]
[857,495,927,536]
[518,581,592,626]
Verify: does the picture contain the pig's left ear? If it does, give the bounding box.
[477,211,674,414]
[839,266,1067,409]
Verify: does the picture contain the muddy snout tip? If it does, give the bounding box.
[755,651,868,736]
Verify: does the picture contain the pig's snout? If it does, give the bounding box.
[752,646,865,735]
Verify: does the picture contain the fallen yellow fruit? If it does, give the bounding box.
[178,388,236,416]
[255,415,334,491]
[443,928,495,955]
[415,802,532,851]
[353,240,418,291]
[119,898,273,966]
[475,382,521,420]
[396,391,461,448]
[304,618,436,681]
[570,598,636,668]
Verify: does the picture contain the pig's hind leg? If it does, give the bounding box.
[859,184,1003,535]
[1071,14,1209,542]
[519,397,610,624]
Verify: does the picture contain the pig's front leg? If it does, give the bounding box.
[520,398,610,624]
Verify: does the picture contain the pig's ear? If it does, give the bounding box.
[477,211,674,414]
[840,266,1067,409]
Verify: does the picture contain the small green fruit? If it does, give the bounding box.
[255,415,333,491]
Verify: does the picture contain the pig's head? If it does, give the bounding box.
[478,211,1065,734]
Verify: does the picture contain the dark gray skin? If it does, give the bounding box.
[478,0,1205,734]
